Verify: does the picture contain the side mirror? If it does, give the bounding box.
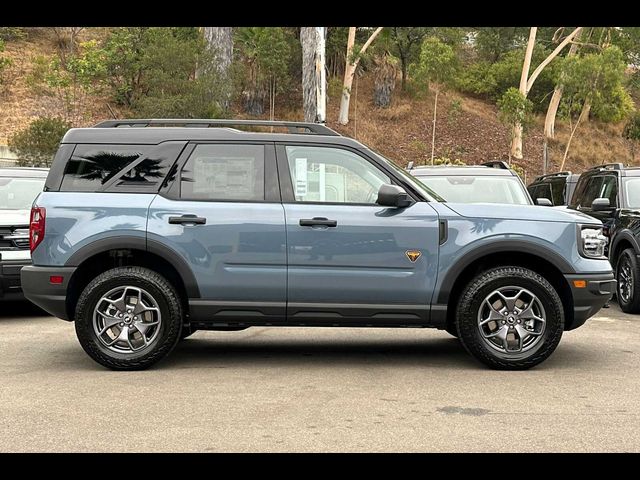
[536,198,553,207]
[592,197,613,212]
[377,184,412,208]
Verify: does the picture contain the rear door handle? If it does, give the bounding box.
[168,214,206,225]
[299,217,337,227]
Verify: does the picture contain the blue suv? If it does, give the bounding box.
[22,119,615,370]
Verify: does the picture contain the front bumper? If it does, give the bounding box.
[564,272,616,330]
[0,255,31,301]
[20,265,77,320]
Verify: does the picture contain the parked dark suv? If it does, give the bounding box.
[22,119,614,370]
[568,163,640,312]
[527,171,580,206]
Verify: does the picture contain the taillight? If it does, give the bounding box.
[30,206,46,253]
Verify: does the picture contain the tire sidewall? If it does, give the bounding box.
[75,268,182,369]
[457,267,564,368]
[616,249,638,311]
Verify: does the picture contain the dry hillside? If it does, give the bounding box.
[1,29,638,181]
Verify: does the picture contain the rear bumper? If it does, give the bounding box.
[0,257,30,300]
[20,265,76,320]
[564,272,616,330]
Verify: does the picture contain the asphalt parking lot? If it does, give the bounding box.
[0,301,638,452]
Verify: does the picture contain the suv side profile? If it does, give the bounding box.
[527,171,580,206]
[22,119,615,370]
[568,162,640,313]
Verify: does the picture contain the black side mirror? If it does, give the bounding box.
[536,198,553,207]
[592,197,613,212]
[377,184,412,208]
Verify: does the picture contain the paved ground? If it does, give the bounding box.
[0,302,638,452]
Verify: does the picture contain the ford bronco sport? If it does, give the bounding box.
[22,119,615,370]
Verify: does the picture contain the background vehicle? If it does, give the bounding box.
[0,167,48,300]
[568,162,640,313]
[527,171,580,206]
[408,161,534,205]
[22,120,614,371]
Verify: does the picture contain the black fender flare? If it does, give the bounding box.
[65,235,200,298]
[610,230,640,262]
[435,239,575,305]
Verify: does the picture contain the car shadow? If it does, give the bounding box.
[0,300,49,318]
[159,334,484,370]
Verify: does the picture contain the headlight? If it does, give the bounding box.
[579,226,608,258]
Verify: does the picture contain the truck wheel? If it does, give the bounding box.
[617,249,640,313]
[75,267,183,370]
[456,266,564,370]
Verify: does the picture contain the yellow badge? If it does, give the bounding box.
[405,250,422,262]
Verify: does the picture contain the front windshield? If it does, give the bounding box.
[364,149,445,202]
[0,177,45,210]
[625,178,640,209]
[413,175,531,205]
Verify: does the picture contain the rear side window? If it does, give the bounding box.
[180,144,265,201]
[549,178,566,206]
[529,183,551,202]
[60,145,151,192]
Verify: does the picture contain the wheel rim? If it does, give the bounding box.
[477,286,546,354]
[93,286,162,354]
[618,258,634,304]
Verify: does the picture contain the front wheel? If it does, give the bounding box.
[617,248,640,314]
[456,266,564,370]
[75,267,184,370]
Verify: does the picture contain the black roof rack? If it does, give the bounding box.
[590,162,624,170]
[93,119,340,136]
[481,160,510,170]
[533,171,572,181]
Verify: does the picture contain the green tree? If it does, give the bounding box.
[497,87,533,163]
[623,112,640,162]
[8,117,71,167]
[102,27,227,118]
[412,37,458,164]
[0,39,12,90]
[474,27,529,61]
[235,27,292,119]
[559,45,634,168]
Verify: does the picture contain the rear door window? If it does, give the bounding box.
[549,178,567,206]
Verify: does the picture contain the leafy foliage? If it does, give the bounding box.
[497,87,534,131]
[8,117,71,167]
[623,112,640,142]
[0,39,12,89]
[560,46,634,123]
[0,27,26,41]
[412,37,458,92]
[433,156,466,166]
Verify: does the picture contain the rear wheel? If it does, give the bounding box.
[456,266,564,370]
[617,248,640,313]
[75,267,183,370]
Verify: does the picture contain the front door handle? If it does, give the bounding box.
[168,214,207,225]
[299,217,338,227]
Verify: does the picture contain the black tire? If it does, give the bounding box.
[616,248,640,314]
[456,266,564,370]
[75,266,183,370]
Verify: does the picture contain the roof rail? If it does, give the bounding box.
[92,119,341,136]
[533,171,572,181]
[591,162,624,170]
[480,160,510,170]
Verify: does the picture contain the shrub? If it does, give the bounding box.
[8,117,71,167]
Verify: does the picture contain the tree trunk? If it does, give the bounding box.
[301,27,318,122]
[338,27,383,125]
[544,31,582,139]
[431,87,439,164]
[511,27,537,160]
[202,27,234,110]
[400,53,407,91]
[373,54,397,108]
[560,98,591,170]
[338,27,357,125]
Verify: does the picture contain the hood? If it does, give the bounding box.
[443,203,602,224]
[0,209,30,228]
